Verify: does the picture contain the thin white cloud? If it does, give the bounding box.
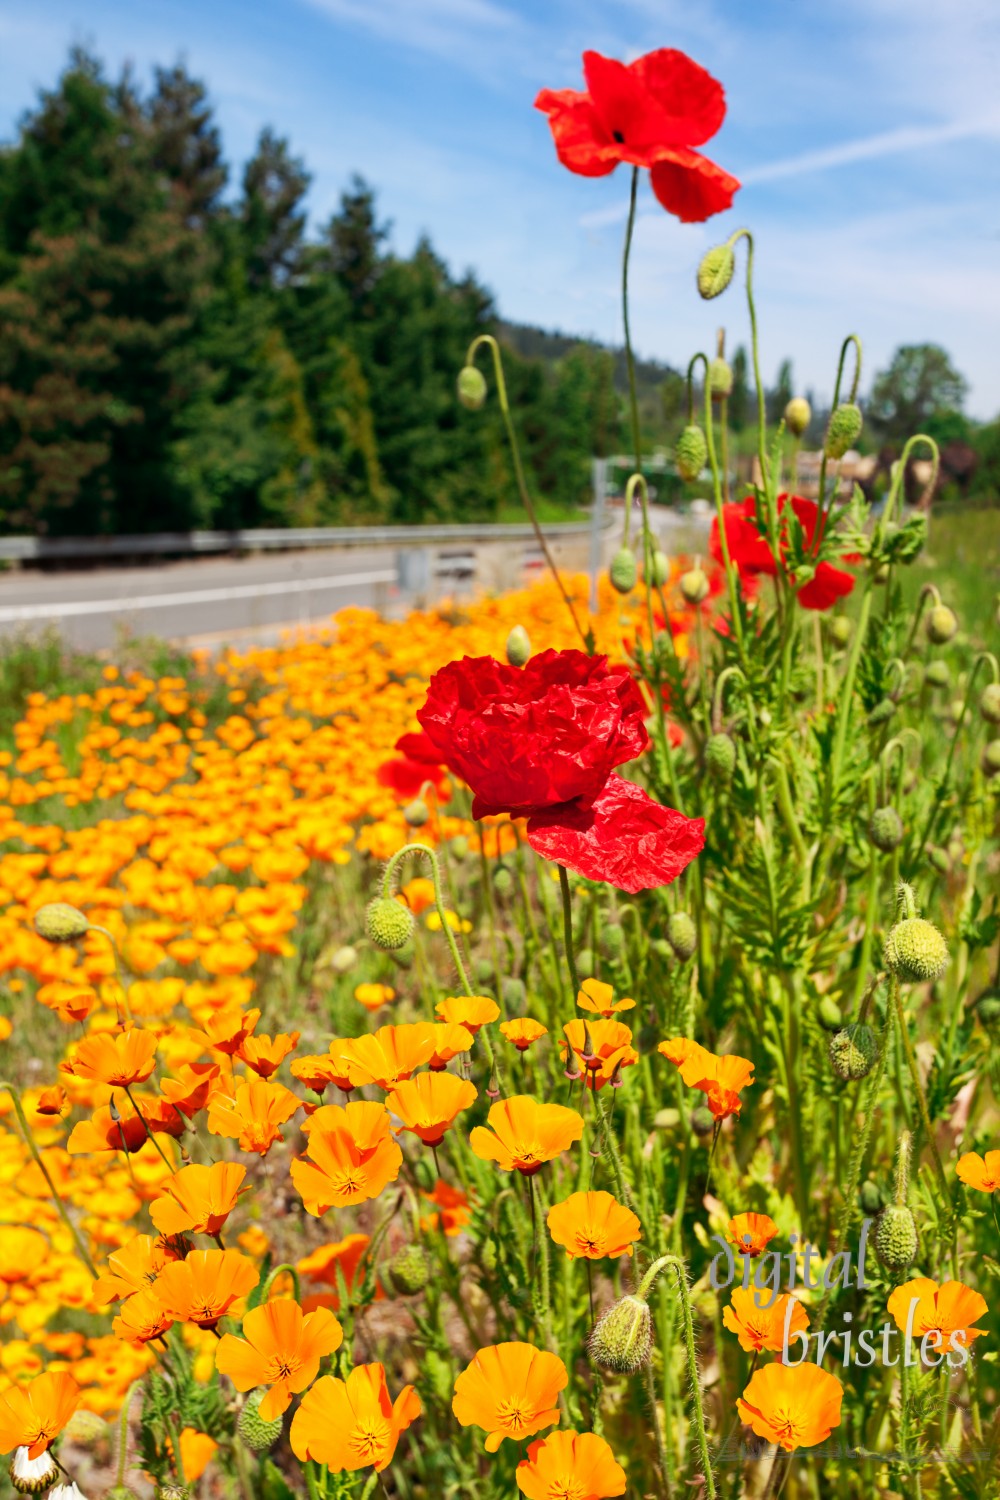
[743,115,1000,185]
[297,0,521,71]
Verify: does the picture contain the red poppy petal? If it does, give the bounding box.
[628,49,727,147]
[797,564,855,611]
[534,87,620,177]
[526,776,705,894]
[394,731,443,765]
[582,51,695,162]
[649,150,740,223]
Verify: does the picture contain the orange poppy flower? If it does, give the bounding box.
[658,1037,755,1119]
[290,1363,421,1472]
[291,1101,403,1215]
[112,1287,175,1346]
[736,1363,843,1452]
[202,1007,261,1056]
[216,1300,344,1419]
[722,1288,808,1353]
[153,1248,258,1329]
[399,877,436,916]
[546,1190,641,1260]
[470,1095,584,1176]
[93,1234,179,1304]
[421,1179,472,1237]
[452,1342,567,1452]
[239,1030,300,1079]
[297,1233,371,1306]
[336,1023,439,1089]
[150,1161,247,1238]
[36,980,95,1024]
[386,1072,477,1147]
[35,1085,67,1116]
[0,1227,48,1285]
[66,1028,158,1087]
[428,1022,474,1070]
[160,1062,221,1118]
[291,1054,350,1096]
[434,995,499,1035]
[727,1213,779,1257]
[354,983,395,1013]
[516,1430,626,1500]
[0,1370,80,1458]
[576,979,636,1019]
[956,1150,1000,1193]
[561,1019,637,1089]
[67,1093,185,1155]
[887,1278,988,1346]
[207,1077,300,1155]
[173,1429,217,1484]
[499,1018,548,1052]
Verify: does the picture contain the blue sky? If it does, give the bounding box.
[2,0,1000,415]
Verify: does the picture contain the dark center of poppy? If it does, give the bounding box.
[612,130,625,143]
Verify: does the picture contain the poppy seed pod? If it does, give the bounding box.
[824,403,863,459]
[709,357,733,400]
[697,244,735,300]
[648,550,670,587]
[679,567,710,605]
[505,624,531,668]
[982,740,1000,779]
[784,396,811,437]
[883,917,949,983]
[924,659,951,690]
[666,911,697,962]
[9,1450,59,1496]
[873,1203,918,1273]
[365,896,415,952]
[609,547,638,594]
[829,1023,877,1081]
[238,1389,284,1454]
[705,732,736,782]
[33,902,89,943]
[817,997,844,1032]
[869,806,904,852]
[925,605,958,645]
[690,1104,716,1137]
[449,835,469,860]
[457,365,487,410]
[674,424,708,482]
[403,798,429,828]
[384,1244,430,1295]
[981,683,1000,724]
[589,1293,652,1373]
[827,615,852,647]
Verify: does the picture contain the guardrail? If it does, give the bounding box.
[0,520,596,564]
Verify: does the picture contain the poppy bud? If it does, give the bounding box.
[709,357,733,400]
[874,1204,918,1273]
[827,616,851,647]
[9,1450,58,1495]
[331,944,358,973]
[923,660,950,690]
[609,547,637,594]
[238,1389,283,1454]
[647,550,670,588]
[824,403,863,459]
[679,567,710,605]
[982,740,1000,779]
[502,976,526,1009]
[829,1023,877,1081]
[457,365,487,410]
[926,845,949,875]
[589,1293,652,1374]
[61,1412,108,1446]
[600,922,624,959]
[384,1244,430,1295]
[403,798,429,828]
[981,683,1000,724]
[105,1489,140,1500]
[666,911,697,962]
[474,958,494,986]
[697,244,735,300]
[156,1487,191,1500]
[505,625,531,667]
[868,806,903,852]
[858,1179,883,1215]
[365,896,415,952]
[976,989,1000,1031]
[492,867,513,897]
[784,397,811,437]
[674,425,708,482]
[883,917,949,984]
[33,902,89,943]
[450,835,469,860]
[866,698,896,728]
[690,1104,716,1138]
[576,948,595,979]
[925,605,958,645]
[705,732,736,782]
[817,997,843,1032]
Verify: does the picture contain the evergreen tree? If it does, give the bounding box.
[145,63,227,226]
[240,128,310,288]
[322,175,390,311]
[729,346,749,432]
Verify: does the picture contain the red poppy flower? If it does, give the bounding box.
[376,732,449,803]
[710,495,856,611]
[535,49,739,223]
[526,775,705,895]
[417,649,648,821]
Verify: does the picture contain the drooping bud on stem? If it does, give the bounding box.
[33,902,90,942]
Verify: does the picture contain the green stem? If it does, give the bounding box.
[0,1080,97,1276]
[382,843,474,997]
[116,1379,143,1487]
[638,1255,717,1500]
[558,864,580,997]
[891,978,950,1203]
[622,167,642,472]
[90,924,133,1027]
[261,1261,301,1302]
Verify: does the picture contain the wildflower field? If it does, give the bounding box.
[2,38,1000,1500]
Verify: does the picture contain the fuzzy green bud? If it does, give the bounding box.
[589,1293,652,1374]
[674,425,708,482]
[705,732,736,782]
[924,659,951,690]
[449,835,469,860]
[690,1105,716,1138]
[502,976,526,1009]
[492,867,513,897]
[869,806,904,852]
[976,990,1000,1030]
[61,1411,108,1445]
[824,403,863,459]
[609,547,638,594]
[817,997,844,1032]
[925,605,958,645]
[982,740,1000,779]
[576,948,595,980]
[457,365,487,410]
[666,911,697,963]
[403,798,429,828]
[829,1024,877,1081]
[980,683,1000,724]
[679,567,710,605]
[331,944,358,973]
[156,1487,191,1500]
[365,896,415,952]
[648,550,670,588]
[697,244,736,300]
[33,902,89,942]
[238,1389,284,1454]
[874,1203,918,1273]
[384,1244,430,1295]
[600,923,625,959]
[709,357,732,400]
[858,1180,883,1215]
[784,397,811,437]
[505,624,531,668]
[827,616,852,647]
[883,917,949,983]
[867,698,896,727]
